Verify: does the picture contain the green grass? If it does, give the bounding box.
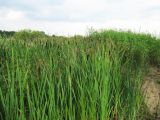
[0,29,160,120]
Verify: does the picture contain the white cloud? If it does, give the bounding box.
[5,10,25,21]
[0,0,160,36]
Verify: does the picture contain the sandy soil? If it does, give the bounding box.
[142,66,160,119]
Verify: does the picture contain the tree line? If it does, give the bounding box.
[0,30,15,37]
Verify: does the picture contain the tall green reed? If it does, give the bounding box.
[0,30,159,120]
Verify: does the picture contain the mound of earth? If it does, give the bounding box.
[142,66,160,119]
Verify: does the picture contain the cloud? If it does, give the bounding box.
[0,0,160,36]
[6,10,25,21]
[0,8,26,21]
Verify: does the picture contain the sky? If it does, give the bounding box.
[0,0,160,36]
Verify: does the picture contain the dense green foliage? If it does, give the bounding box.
[0,30,160,120]
[0,30,15,38]
[13,30,48,42]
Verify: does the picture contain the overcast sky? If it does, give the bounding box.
[0,0,160,36]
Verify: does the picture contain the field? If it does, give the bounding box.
[0,30,160,120]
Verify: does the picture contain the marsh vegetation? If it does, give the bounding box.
[0,30,160,120]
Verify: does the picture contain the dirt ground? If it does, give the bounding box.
[142,66,160,119]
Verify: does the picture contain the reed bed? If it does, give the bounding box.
[0,30,160,120]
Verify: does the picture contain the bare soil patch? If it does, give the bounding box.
[142,66,160,119]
